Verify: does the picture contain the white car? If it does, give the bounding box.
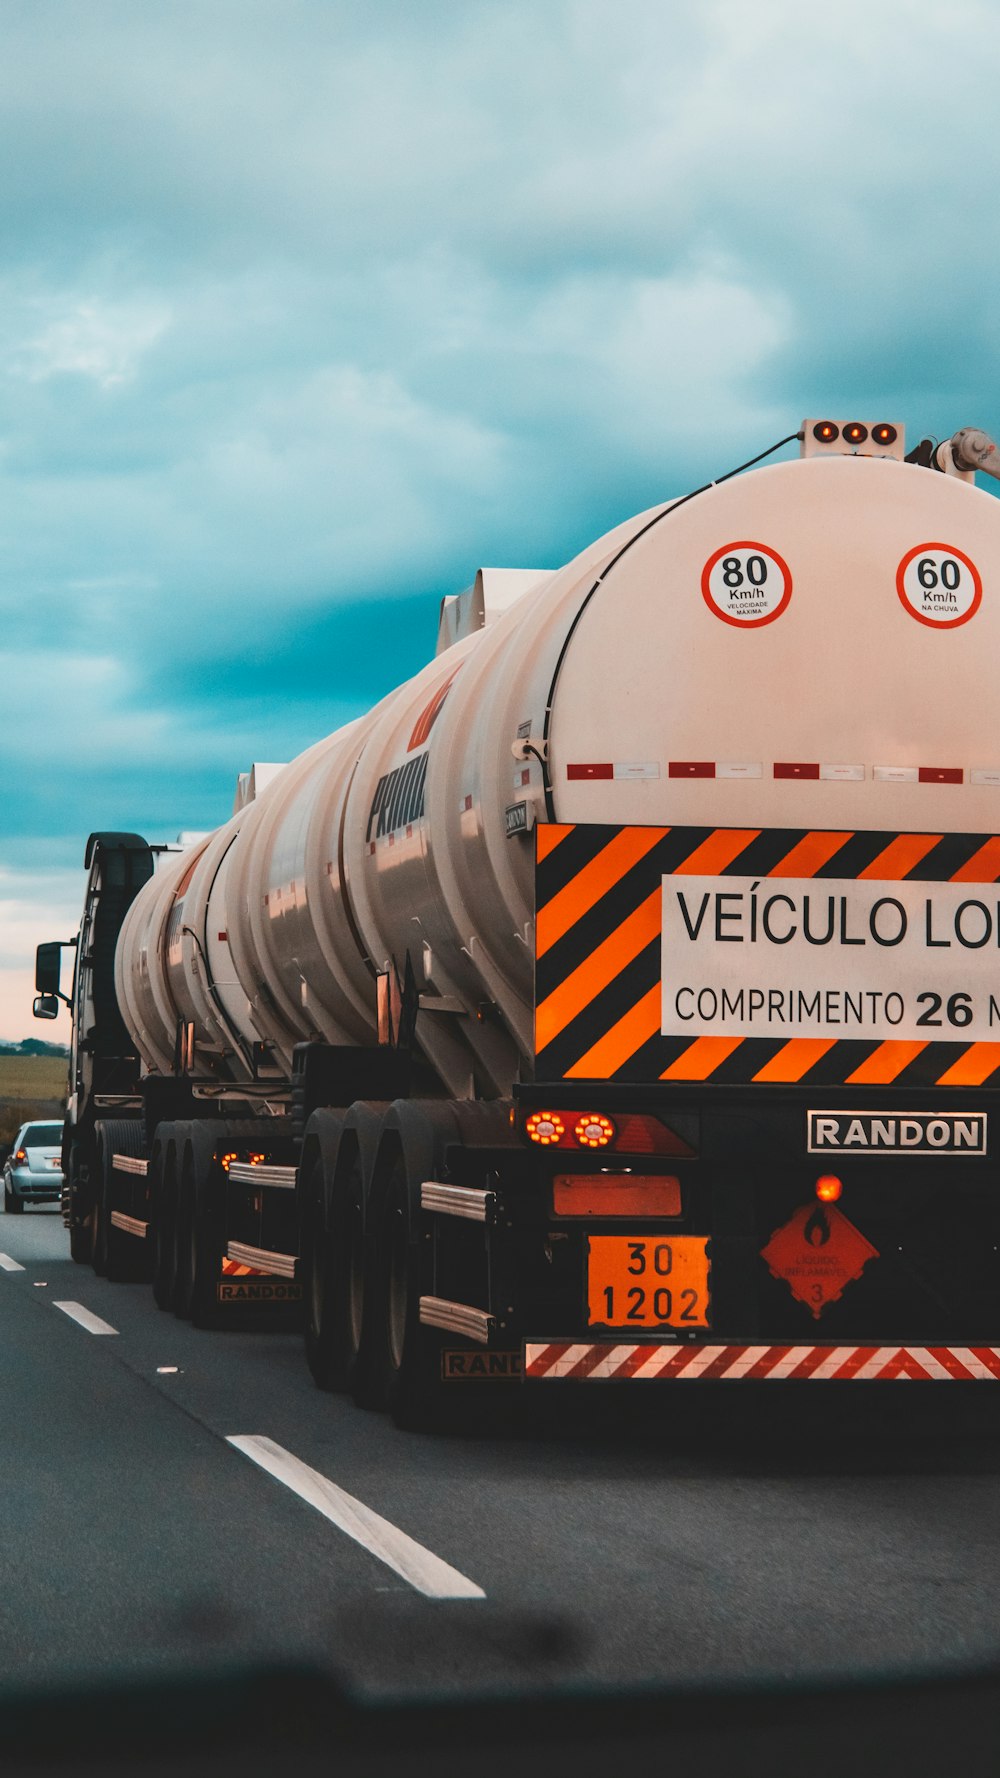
[3,1121,63,1212]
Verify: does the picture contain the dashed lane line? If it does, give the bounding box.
[0,1254,25,1273]
[227,1434,485,1600]
[53,1301,118,1336]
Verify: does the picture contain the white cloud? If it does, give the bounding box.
[13,297,171,388]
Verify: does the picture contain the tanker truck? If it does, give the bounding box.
[35,418,1000,1424]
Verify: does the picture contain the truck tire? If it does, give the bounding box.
[188,1123,228,1330]
[67,1144,91,1262]
[376,1155,446,1432]
[151,1125,182,1311]
[172,1125,196,1320]
[301,1111,364,1392]
[97,1119,147,1283]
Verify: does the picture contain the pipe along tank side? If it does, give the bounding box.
[40,423,1000,1424]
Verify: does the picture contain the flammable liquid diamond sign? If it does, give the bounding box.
[760,1204,879,1320]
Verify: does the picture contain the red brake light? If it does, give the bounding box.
[526,1112,566,1147]
[13,1149,26,1166]
[574,1114,615,1149]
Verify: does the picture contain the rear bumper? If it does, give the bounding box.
[523,1341,1000,1382]
[7,1170,62,1201]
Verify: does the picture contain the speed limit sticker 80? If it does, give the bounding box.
[701,541,792,628]
[897,542,982,628]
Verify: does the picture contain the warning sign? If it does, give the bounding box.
[701,541,792,628]
[896,542,981,628]
[761,1204,878,1320]
[661,873,1000,1044]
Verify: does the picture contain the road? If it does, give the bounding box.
[1,1206,1000,1707]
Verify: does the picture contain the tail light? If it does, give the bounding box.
[815,1174,843,1202]
[523,1111,695,1156]
[13,1149,26,1166]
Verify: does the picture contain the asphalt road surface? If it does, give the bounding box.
[2,1207,1000,1706]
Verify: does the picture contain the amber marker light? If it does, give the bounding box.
[812,420,839,443]
[872,423,897,445]
[249,1152,265,1165]
[815,1175,843,1202]
[843,422,868,445]
[526,1112,565,1146]
[574,1113,615,1149]
[220,1151,238,1172]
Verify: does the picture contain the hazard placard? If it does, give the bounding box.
[761,1204,878,1320]
[587,1234,710,1328]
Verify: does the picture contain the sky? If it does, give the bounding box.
[2,0,1000,1041]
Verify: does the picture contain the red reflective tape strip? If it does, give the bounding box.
[610,1344,661,1378]
[774,762,820,779]
[968,1347,1000,1378]
[565,1345,619,1380]
[567,763,613,780]
[698,1345,748,1379]
[918,767,963,784]
[786,1345,834,1379]
[830,1345,879,1378]
[744,1345,792,1380]
[669,761,716,778]
[655,1345,707,1377]
[876,1349,927,1380]
[524,1344,565,1378]
[927,1347,975,1380]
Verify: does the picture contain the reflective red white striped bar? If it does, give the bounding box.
[523,1342,1000,1381]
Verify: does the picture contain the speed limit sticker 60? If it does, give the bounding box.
[702,542,792,628]
[897,542,982,628]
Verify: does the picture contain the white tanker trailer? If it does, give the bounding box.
[37,418,1000,1422]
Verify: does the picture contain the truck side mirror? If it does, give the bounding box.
[35,942,63,996]
[33,994,59,1021]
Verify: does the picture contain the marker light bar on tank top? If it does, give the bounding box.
[801,418,904,460]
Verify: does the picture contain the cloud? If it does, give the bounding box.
[1,0,999,1038]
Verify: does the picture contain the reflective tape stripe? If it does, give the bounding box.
[523,1342,1000,1380]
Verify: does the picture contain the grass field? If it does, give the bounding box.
[0,1056,67,1150]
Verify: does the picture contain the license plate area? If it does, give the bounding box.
[587,1234,711,1328]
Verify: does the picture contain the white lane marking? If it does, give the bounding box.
[227,1434,485,1600]
[0,1254,25,1272]
[53,1301,118,1336]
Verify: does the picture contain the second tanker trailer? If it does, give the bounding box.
[37,418,1000,1422]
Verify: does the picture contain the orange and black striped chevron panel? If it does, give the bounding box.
[534,823,1000,1088]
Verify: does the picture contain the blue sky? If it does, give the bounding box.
[2,0,999,1039]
